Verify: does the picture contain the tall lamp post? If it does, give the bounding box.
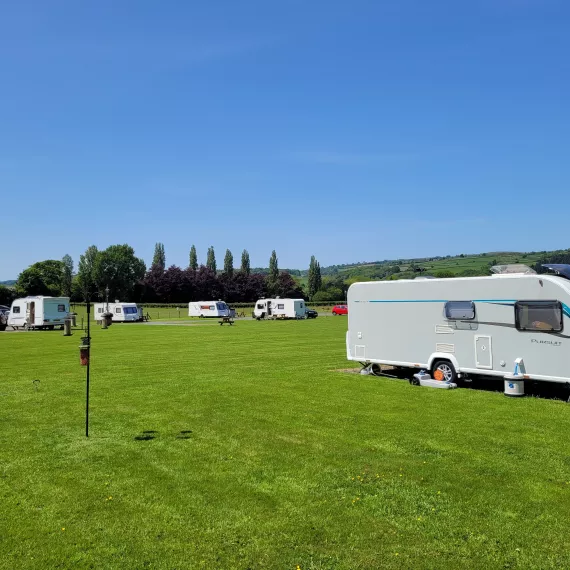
[84,293,92,437]
[105,285,110,314]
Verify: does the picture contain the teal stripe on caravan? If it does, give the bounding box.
[366,299,517,304]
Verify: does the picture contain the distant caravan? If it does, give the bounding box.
[8,296,70,330]
[347,265,570,388]
[94,302,142,323]
[254,298,306,320]
[189,301,230,318]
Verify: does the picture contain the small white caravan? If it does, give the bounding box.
[188,301,230,318]
[8,296,70,330]
[94,302,142,323]
[347,265,570,386]
[254,298,306,320]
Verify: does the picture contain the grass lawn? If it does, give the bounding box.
[1,318,570,569]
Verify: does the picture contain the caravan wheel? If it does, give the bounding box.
[432,360,457,383]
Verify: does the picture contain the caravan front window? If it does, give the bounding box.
[257,303,265,309]
[515,301,563,332]
[58,304,66,312]
[445,301,475,320]
[13,306,20,314]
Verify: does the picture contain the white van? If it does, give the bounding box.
[8,296,70,330]
[188,301,230,318]
[254,298,306,320]
[347,265,570,385]
[93,302,142,323]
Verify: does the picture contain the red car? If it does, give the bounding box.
[332,304,348,315]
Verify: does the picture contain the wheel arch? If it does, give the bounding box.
[427,353,460,372]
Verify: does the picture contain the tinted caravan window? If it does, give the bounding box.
[445,301,475,320]
[515,301,562,332]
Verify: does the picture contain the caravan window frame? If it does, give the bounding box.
[13,306,21,314]
[515,300,563,333]
[444,301,476,320]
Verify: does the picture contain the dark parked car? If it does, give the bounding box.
[305,308,318,319]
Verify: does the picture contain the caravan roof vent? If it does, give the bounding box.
[542,264,570,280]
[491,264,536,275]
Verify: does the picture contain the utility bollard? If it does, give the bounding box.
[63,318,72,336]
[70,313,77,327]
[102,317,108,330]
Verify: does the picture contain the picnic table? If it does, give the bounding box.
[219,316,235,326]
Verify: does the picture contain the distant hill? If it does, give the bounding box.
[0,280,16,286]
[313,249,567,282]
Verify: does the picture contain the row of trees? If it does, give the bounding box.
[9,244,311,304]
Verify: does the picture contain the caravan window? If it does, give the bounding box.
[98,307,103,314]
[216,303,227,310]
[277,304,285,310]
[257,303,264,309]
[515,301,563,332]
[123,307,138,314]
[13,306,20,314]
[115,307,122,314]
[445,301,475,320]
[58,304,66,312]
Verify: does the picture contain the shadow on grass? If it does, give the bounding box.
[176,430,193,440]
[135,430,158,441]
[382,367,570,403]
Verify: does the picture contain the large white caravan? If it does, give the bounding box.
[8,296,70,330]
[188,301,230,318]
[347,265,570,385]
[254,298,306,320]
[94,302,142,323]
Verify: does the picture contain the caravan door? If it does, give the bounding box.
[27,301,36,326]
[475,335,493,369]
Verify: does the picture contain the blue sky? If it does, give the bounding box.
[1,0,569,279]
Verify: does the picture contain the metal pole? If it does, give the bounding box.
[86,300,91,437]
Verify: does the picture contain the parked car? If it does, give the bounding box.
[305,308,318,319]
[332,304,348,315]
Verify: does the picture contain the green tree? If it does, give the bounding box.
[0,284,16,306]
[240,249,251,275]
[189,245,198,270]
[315,260,322,292]
[308,255,322,299]
[267,250,279,294]
[223,249,234,277]
[93,244,146,300]
[77,245,99,301]
[61,254,73,298]
[151,243,166,272]
[206,246,217,273]
[16,260,65,297]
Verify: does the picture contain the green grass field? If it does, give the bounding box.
[2,319,570,569]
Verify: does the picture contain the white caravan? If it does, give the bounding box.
[254,298,306,320]
[94,302,142,323]
[188,301,230,318]
[8,296,70,330]
[347,265,570,385]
